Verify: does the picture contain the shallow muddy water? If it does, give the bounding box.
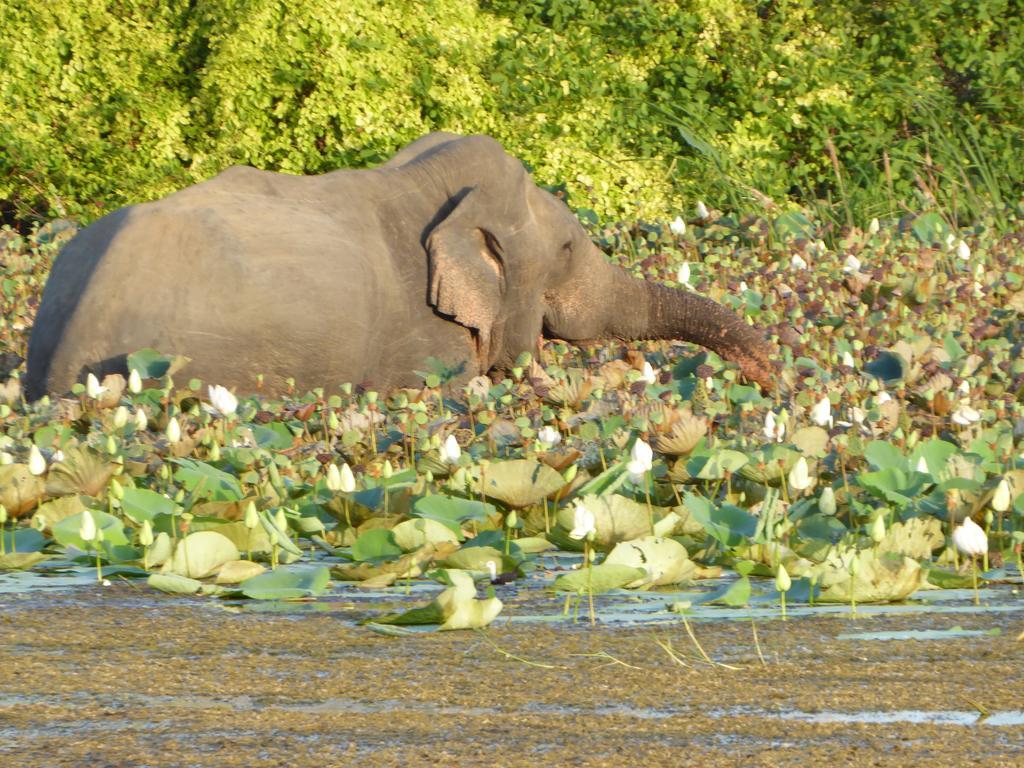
[1,574,1022,767]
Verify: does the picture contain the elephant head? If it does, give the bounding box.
[412,135,775,388]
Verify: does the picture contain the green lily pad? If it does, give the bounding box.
[172,458,243,501]
[239,565,330,600]
[411,495,496,533]
[351,528,403,562]
[53,510,129,551]
[553,563,647,595]
[121,487,180,524]
[147,572,204,595]
[684,493,758,548]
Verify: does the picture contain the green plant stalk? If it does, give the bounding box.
[585,541,595,627]
[971,557,979,606]
[94,545,103,583]
[779,589,787,621]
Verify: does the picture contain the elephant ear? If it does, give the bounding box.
[426,187,509,364]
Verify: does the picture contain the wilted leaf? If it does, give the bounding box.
[604,536,695,587]
[163,530,239,579]
[45,447,116,497]
[553,563,647,594]
[469,460,566,508]
[0,464,46,517]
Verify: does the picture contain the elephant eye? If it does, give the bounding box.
[560,240,572,256]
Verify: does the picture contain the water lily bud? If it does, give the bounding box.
[695,200,709,219]
[424,469,434,484]
[563,464,578,483]
[868,514,886,543]
[339,463,356,493]
[274,508,288,533]
[108,479,124,501]
[113,406,129,429]
[819,486,837,516]
[0,504,7,525]
[139,519,154,547]
[788,456,811,490]
[86,373,105,400]
[134,408,148,432]
[639,361,657,385]
[128,368,143,394]
[670,215,686,236]
[328,411,340,431]
[79,510,97,542]
[841,350,855,368]
[992,478,1011,512]
[984,508,994,527]
[486,560,498,580]
[790,254,808,270]
[0,452,11,465]
[365,391,378,405]
[956,240,971,260]
[326,463,343,492]
[505,510,518,528]
[165,417,181,444]
[174,488,185,504]
[775,563,791,592]
[630,438,654,472]
[382,460,393,479]
[28,445,46,476]
[105,435,118,456]
[243,501,259,529]
[868,217,880,235]
[208,440,221,462]
[268,528,279,546]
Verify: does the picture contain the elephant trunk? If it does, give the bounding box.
[599,267,776,389]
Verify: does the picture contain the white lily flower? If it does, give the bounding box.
[810,396,833,428]
[639,361,657,385]
[207,384,238,417]
[790,254,808,270]
[113,406,129,429]
[876,391,892,405]
[958,380,970,397]
[537,426,562,449]
[441,434,461,464]
[842,254,861,273]
[992,478,1011,512]
[951,405,981,426]
[915,456,929,474]
[945,233,957,250]
[128,368,143,394]
[79,510,97,543]
[952,517,987,557]
[868,218,880,235]
[956,240,971,260]
[841,350,855,368]
[134,408,148,432]
[630,438,654,473]
[568,499,597,541]
[868,514,886,543]
[86,373,107,400]
[669,216,686,235]
[695,200,709,219]
[28,445,47,476]
[738,280,748,292]
[788,456,811,490]
[676,262,690,285]
[764,411,785,442]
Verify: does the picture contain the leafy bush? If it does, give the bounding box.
[1,0,1022,225]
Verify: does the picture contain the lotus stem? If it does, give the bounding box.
[779,590,786,621]
[643,475,654,533]
[585,541,595,627]
[971,556,979,606]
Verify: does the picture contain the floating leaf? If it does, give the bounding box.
[120,487,180,524]
[814,548,923,603]
[554,494,654,550]
[391,518,461,551]
[214,560,267,585]
[553,563,647,595]
[411,495,496,533]
[172,458,243,501]
[684,493,758,548]
[351,528,403,562]
[239,565,330,600]
[52,509,129,550]
[147,573,203,595]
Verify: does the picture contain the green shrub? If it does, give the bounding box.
[1,0,1021,226]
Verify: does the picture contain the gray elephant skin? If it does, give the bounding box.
[25,133,774,398]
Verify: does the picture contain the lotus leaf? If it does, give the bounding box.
[684,493,758,548]
[440,544,514,573]
[31,494,88,531]
[553,563,647,595]
[351,528,403,562]
[53,509,129,550]
[163,530,239,579]
[172,458,243,501]
[554,494,653,549]
[334,541,459,583]
[239,565,330,600]
[145,532,173,568]
[814,548,923,603]
[214,560,267,585]
[792,426,829,458]
[147,573,203,595]
[391,518,461,551]
[688,448,748,480]
[0,552,49,570]
[878,517,944,559]
[0,464,45,517]
[1,528,45,554]
[604,536,695,587]
[737,445,799,484]
[411,494,496,533]
[469,460,566,508]
[45,447,116,497]
[120,487,180,524]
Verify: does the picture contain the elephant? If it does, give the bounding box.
[25,133,775,399]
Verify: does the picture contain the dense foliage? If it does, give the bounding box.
[2,0,1022,225]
